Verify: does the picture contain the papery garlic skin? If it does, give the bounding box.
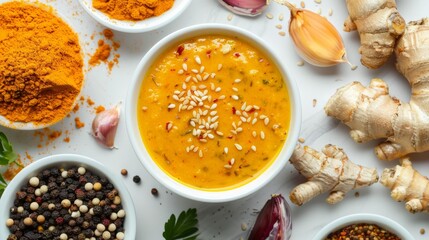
[218,0,268,16]
[277,0,348,67]
[92,106,120,148]
[248,194,292,240]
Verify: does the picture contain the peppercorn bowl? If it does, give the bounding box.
[0,154,136,239]
[126,23,301,202]
[78,0,192,33]
[312,213,415,240]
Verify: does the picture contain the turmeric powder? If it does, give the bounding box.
[0,2,83,125]
[92,0,174,21]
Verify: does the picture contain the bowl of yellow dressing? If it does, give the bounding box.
[126,24,301,202]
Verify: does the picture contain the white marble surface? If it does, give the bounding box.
[1,0,429,239]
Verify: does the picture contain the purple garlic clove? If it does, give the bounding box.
[218,0,268,16]
[92,105,120,148]
[248,194,292,240]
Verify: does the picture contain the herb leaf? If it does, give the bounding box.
[0,173,6,198]
[0,132,18,166]
[163,208,199,240]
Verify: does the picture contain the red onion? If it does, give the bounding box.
[218,0,268,16]
[248,194,292,240]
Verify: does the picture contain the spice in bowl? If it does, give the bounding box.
[6,166,126,239]
[325,223,401,240]
[0,2,84,127]
[92,0,175,21]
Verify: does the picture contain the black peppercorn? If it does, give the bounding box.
[151,188,158,196]
[133,175,141,183]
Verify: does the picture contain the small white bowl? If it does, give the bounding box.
[78,0,192,33]
[312,213,415,240]
[126,23,301,202]
[0,154,136,240]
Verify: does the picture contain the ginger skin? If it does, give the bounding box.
[289,144,378,206]
[381,158,429,213]
[326,19,429,161]
[344,0,405,69]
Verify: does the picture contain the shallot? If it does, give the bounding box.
[218,0,269,16]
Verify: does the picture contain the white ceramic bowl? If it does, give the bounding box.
[312,213,415,240]
[126,23,301,202]
[78,0,192,33]
[0,154,136,239]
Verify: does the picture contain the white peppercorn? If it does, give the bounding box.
[6,218,14,227]
[110,212,118,221]
[97,223,105,232]
[30,202,39,211]
[108,223,116,232]
[60,233,68,240]
[85,182,93,191]
[116,232,125,240]
[29,177,39,187]
[117,209,125,218]
[40,184,48,193]
[61,199,71,208]
[102,231,111,239]
[78,167,86,175]
[79,205,88,213]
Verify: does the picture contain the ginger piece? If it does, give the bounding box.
[326,19,429,161]
[344,0,405,69]
[381,158,429,213]
[289,144,378,206]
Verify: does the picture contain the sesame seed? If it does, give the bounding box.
[231,130,237,135]
[224,164,232,169]
[218,64,223,71]
[167,122,173,131]
[208,134,214,139]
[259,115,267,120]
[193,146,199,152]
[142,106,148,111]
[187,105,194,110]
[264,117,270,125]
[234,79,241,83]
[235,143,243,151]
[236,127,243,132]
[185,76,191,82]
[240,116,247,122]
[182,82,187,90]
[298,137,305,143]
[203,74,210,81]
[247,117,251,123]
[232,95,239,100]
[266,13,273,19]
[260,131,265,140]
[211,116,219,122]
[173,95,179,101]
[235,110,241,116]
[328,8,333,16]
[252,131,257,138]
[196,74,202,81]
[211,73,216,78]
[182,63,188,71]
[316,8,321,14]
[190,121,196,127]
[199,84,207,89]
[168,103,176,109]
[230,158,235,165]
[218,95,226,100]
[252,118,257,125]
[227,14,233,21]
[215,87,221,92]
[192,77,198,83]
[192,69,199,74]
[211,103,217,110]
[200,66,205,73]
[297,61,305,66]
[300,1,305,8]
[279,13,284,21]
[272,124,279,130]
[200,139,207,143]
[241,102,247,111]
[313,99,317,107]
[314,0,321,3]
[276,24,283,29]
[199,150,203,158]
[210,111,217,116]
[253,105,260,110]
[178,69,184,75]
[186,147,190,152]
[195,56,201,65]
[224,147,228,154]
[242,111,249,118]
[251,145,257,152]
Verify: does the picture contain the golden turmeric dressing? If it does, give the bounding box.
[137,35,291,190]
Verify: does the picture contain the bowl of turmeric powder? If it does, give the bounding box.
[0,2,84,130]
[78,0,192,33]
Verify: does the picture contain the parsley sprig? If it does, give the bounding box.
[0,132,20,198]
[163,208,199,240]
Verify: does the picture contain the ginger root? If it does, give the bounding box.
[381,158,429,213]
[326,19,429,161]
[289,144,378,206]
[344,0,405,69]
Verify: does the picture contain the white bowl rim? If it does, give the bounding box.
[0,154,137,240]
[312,213,415,240]
[126,23,302,202]
[78,0,192,33]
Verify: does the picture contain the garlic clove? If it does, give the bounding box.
[276,0,350,67]
[248,194,292,240]
[92,105,120,148]
[218,0,268,16]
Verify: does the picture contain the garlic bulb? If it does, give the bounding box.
[275,0,350,67]
[248,194,292,240]
[92,106,120,148]
[218,0,268,16]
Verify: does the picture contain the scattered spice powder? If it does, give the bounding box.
[63,137,70,143]
[3,158,25,181]
[95,105,106,113]
[87,97,95,106]
[72,103,80,113]
[88,29,121,72]
[74,117,85,129]
[0,2,84,125]
[92,0,174,21]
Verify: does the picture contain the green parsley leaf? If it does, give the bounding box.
[0,173,6,198]
[0,132,19,166]
[163,208,199,240]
